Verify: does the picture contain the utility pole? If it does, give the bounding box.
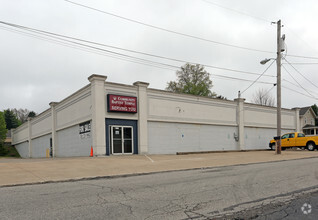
[276,20,282,154]
[260,20,284,154]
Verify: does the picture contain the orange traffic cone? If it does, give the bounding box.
[90,146,93,157]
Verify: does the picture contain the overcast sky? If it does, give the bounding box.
[1,0,318,113]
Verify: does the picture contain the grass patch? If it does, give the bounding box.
[0,144,20,158]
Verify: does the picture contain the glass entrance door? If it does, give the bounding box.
[111,126,133,155]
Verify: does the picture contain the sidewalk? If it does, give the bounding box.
[1,150,318,187]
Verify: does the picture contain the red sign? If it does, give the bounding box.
[107,94,137,113]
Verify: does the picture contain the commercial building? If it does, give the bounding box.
[12,74,300,158]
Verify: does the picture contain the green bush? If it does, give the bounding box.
[0,144,8,156]
[0,144,20,157]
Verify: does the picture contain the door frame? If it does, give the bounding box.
[110,125,134,155]
[105,119,138,156]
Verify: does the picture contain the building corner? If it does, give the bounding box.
[133,81,149,154]
[88,74,107,156]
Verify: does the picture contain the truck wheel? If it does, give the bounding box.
[307,142,316,151]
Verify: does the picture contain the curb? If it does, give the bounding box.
[177,149,269,155]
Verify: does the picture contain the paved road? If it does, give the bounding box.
[1,158,318,219]
[222,189,318,219]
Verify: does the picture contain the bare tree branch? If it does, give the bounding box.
[251,88,275,106]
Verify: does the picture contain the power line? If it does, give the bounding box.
[0,22,180,71]
[284,25,318,59]
[3,20,315,93]
[0,20,277,78]
[0,23,279,87]
[211,74,274,85]
[199,1,318,61]
[261,84,276,98]
[286,54,318,60]
[63,0,274,54]
[283,28,318,60]
[241,59,275,94]
[201,0,271,23]
[283,57,318,90]
[281,64,317,99]
[0,25,179,71]
[0,25,180,69]
[283,79,318,96]
[282,62,318,65]
[282,85,318,100]
[64,1,318,61]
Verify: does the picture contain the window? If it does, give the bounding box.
[289,133,295,138]
[281,134,289,139]
[298,133,305,137]
[305,117,307,124]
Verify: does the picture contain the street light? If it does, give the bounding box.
[260,58,277,65]
[260,58,274,65]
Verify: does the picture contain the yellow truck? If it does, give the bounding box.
[269,132,318,151]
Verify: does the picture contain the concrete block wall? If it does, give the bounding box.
[12,84,92,158]
[11,123,29,144]
[147,90,237,126]
[148,122,237,154]
[31,110,52,138]
[56,89,92,130]
[244,104,297,130]
[14,142,29,158]
[57,124,92,157]
[146,89,299,154]
[31,134,51,158]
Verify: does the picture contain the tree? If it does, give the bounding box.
[216,95,227,100]
[28,111,36,118]
[311,104,318,126]
[166,63,217,97]
[251,88,275,107]
[11,108,32,123]
[0,112,7,144]
[4,109,21,130]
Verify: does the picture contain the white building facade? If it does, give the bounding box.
[12,74,300,158]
